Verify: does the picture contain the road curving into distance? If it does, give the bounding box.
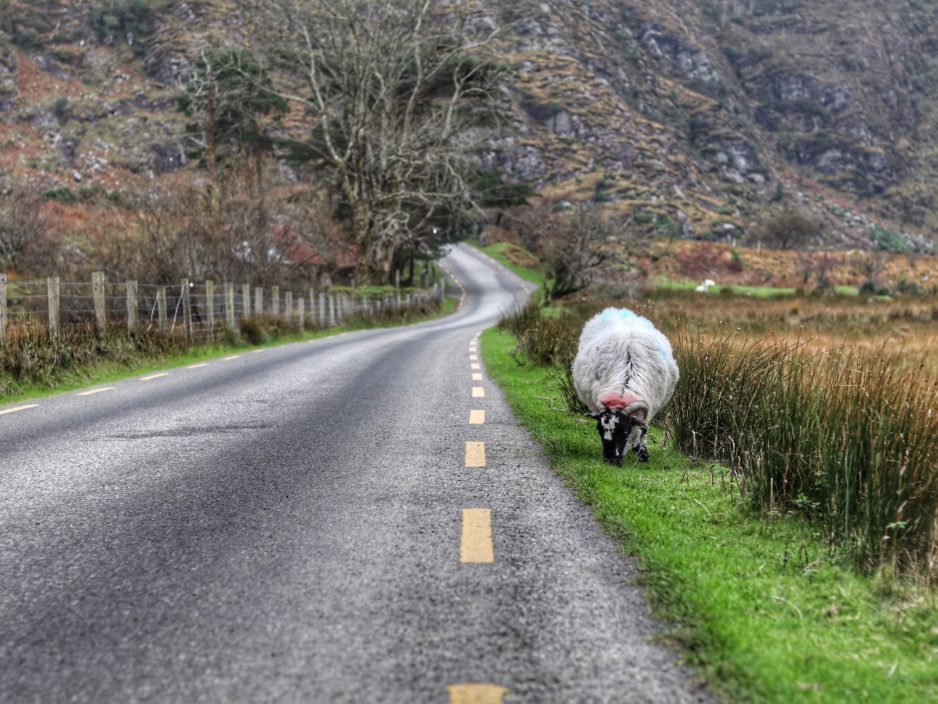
[0,244,707,703]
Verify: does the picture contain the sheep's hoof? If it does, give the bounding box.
[637,450,649,463]
[605,457,623,467]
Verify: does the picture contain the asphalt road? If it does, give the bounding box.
[0,245,707,703]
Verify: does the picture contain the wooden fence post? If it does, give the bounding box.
[125,280,137,332]
[254,286,263,316]
[328,294,336,327]
[157,287,167,331]
[284,291,293,327]
[0,273,6,341]
[92,271,106,332]
[46,276,61,337]
[181,278,192,340]
[242,284,251,317]
[318,291,326,328]
[394,269,400,289]
[205,280,215,340]
[272,286,280,317]
[226,283,236,331]
[297,297,305,330]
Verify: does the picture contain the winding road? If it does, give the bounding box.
[0,245,705,703]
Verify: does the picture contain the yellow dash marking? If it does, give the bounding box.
[140,372,169,381]
[448,684,507,704]
[249,349,266,354]
[187,363,209,369]
[460,509,494,564]
[469,354,478,361]
[0,404,39,416]
[469,410,485,425]
[222,355,241,361]
[76,387,115,397]
[472,372,483,381]
[470,363,481,370]
[465,441,486,467]
[472,386,485,398]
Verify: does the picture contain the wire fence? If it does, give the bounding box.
[0,272,446,342]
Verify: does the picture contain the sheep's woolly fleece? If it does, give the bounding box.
[572,307,679,422]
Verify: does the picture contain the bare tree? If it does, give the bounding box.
[509,200,612,301]
[0,188,55,272]
[856,250,888,290]
[255,0,503,282]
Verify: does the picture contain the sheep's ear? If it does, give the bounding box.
[586,411,603,419]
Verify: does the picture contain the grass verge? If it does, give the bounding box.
[0,296,457,406]
[482,327,938,703]
[653,279,862,299]
[468,241,546,288]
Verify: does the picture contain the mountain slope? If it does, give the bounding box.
[1,0,936,253]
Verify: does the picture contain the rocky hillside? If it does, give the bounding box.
[2,0,937,254]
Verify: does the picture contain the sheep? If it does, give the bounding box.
[572,307,679,465]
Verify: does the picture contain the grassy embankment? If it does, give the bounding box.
[470,241,547,288]
[0,295,456,405]
[483,327,937,703]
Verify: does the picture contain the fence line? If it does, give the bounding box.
[0,269,446,342]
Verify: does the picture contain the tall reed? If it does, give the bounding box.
[668,330,938,581]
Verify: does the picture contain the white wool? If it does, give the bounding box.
[571,307,679,422]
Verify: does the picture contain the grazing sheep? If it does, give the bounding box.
[572,308,679,465]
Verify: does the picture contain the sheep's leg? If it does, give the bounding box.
[634,427,649,462]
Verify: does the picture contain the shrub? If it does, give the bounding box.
[516,317,578,367]
[238,317,268,345]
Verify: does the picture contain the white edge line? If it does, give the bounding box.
[76,387,115,397]
[0,404,39,416]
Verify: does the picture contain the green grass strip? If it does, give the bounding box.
[468,241,546,288]
[481,327,937,703]
[653,279,863,299]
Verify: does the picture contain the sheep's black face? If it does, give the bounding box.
[590,411,646,466]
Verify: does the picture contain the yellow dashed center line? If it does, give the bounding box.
[140,372,169,381]
[448,683,507,704]
[469,409,485,425]
[187,363,209,369]
[471,363,481,370]
[471,386,485,398]
[76,387,115,397]
[249,349,266,354]
[460,509,494,564]
[0,404,39,416]
[465,441,486,467]
[469,354,479,361]
[471,372,483,381]
[222,355,241,361]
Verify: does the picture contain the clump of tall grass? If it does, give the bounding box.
[497,300,545,338]
[668,330,938,582]
[498,301,579,367]
[0,325,192,397]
